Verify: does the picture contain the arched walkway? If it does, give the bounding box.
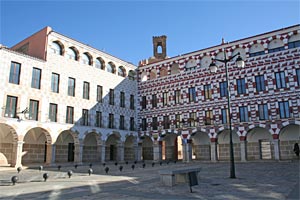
[191,131,210,160]
[0,124,18,166]
[142,135,153,160]
[105,133,120,161]
[217,130,240,161]
[22,127,51,164]
[124,135,135,161]
[55,130,75,162]
[82,132,99,162]
[161,133,178,161]
[279,124,300,159]
[247,127,273,160]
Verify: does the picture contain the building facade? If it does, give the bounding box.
[0,27,139,167]
[137,25,300,162]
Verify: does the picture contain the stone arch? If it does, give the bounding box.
[82,131,100,162]
[51,40,64,55]
[249,43,265,57]
[22,127,52,164]
[95,57,105,70]
[268,38,284,52]
[200,55,211,68]
[140,71,147,82]
[279,123,300,159]
[246,127,273,160]
[0,123,18,166]
[160,66,168,78]
[67,46,79,61]
[124,135,136,161]
[82,52,93,66]
[232,47,246,61]
[190,131,210,160]
[107,61,116,74]
[105,132,121,161]
[161,133,178,161]
[142,135,153,160]
[55,130,77,163]
[149,69,157,80]
[118,66,127,77]
[170,63,180,75]
[217,129,240,161]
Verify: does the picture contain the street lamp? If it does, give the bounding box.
[209,49,245,179]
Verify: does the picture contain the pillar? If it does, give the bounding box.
[117,142,124,162]
[210,138,218,162]
[240,136,247,162]
[135,142,142,161]
[101,141,106,163]
[74,142,82,164]
[153,141,162,161]
[51,144,56,164]
[96,142,102,162]
[15,141,24,168]
[45,143,53,165]
[273,134,280,160]
[182,139,192,162]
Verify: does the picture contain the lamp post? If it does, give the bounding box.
[209,49,245,179]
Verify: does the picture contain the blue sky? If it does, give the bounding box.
[1,0,299,65]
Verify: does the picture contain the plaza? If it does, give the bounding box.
[0,160,299,199]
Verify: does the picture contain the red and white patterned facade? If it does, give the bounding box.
[137,25,300,161]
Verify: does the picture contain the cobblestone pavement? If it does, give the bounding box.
[0,160,299,200]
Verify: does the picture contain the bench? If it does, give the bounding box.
[159,167,201,186]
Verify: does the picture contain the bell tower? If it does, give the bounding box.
[153,35,167,60]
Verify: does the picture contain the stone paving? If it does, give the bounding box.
[0,160,299,200]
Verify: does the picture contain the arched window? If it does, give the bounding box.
[82,53,90,65]
[95,57,105,69]
[106,62,116,74]
[149,69,157,80]
[118,66,126,77]
[185,59,197,71]
[249,43,265,57]
[268,39,284,53]
[128,70,135,80]
[200,56,211,68]
[160,67,168,77]
[288,34,300,49]
[170,63,180,75]
[51,41,63,55]
[67,47,78,60]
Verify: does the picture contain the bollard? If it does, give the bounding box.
[11,176,18,185]
[105,167,109,174]
[89,163,93,168]
[152,162,155,167]
[131,164,135,170]
[115,162,118,166]
[159,161,162,166]
[134,161,137,164]
[125,161,128,165]
[88,168,93,176]
[58,165,61,171]
[43,173,49,182]
[67,170,73,178]
[39,166,43,171]
[17,167,22,173]
[102,163,106,167]
[74,164,78,169]
[119,165,123,172]
[142,163,146,168]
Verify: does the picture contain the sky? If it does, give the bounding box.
[0,0,299,65]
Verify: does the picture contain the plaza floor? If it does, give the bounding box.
[0,160,299,200]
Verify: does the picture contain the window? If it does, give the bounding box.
[66,106,74,124]
[97,85,103,102]
[109,89,114,105]
[107,62,115,74]
[275,71,286,89]
[249,51,265,57]
[189,112,197,127]
[255,75,265,92]
[51,73,60,93]
[279,101,290,119]
[130,117,135,131]
[68,77,76,97]
[204,84,212,100]
[239,106,249,122]
[220,81,228,97]
[120,92,125,108]
[268,46,285,53]
[31,68,41,89]
[205,110,213,125]
[152,94,157,108]
[141,118,147,131]
[95,59,103,69]
[128,70,135,80]
[152,117,158,130]
[29,99,39,121]
[163,92,168,106]
[141,96,146,109]
[130,95,135,110]
[296,69,300,86]
[175,90,181,104]
[109,113,114,128]
[118,67,126,77]
[288,40,300,49]
[82,53,91,65]
[95,111,102,127]
[237,78,246,94]
[120,115,125,130]
[49,103,57,122]
[82,109,89,126]
[51,41,62,55]
[163,116,170,129]
[5,96,17,118]
[189,87,196,102]
[67,47,77,60]
[9,62,21,84]
[221,108,228,124]
[258,104,269,120]
[175,114,182,128]
[83,81,90,99]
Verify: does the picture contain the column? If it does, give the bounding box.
[210,138,218,162]
[134,142,142,161]
[239,136,247,162]
[51,144,56,164]
[117,142,124,162]
[74,142,82,164]
[273,134,280,160]
[15,141,24,168]
[45,143,53,165]
[153,141,162,161]
[96,142,102,162]
[186,139,193,162]
[101,141,106,163]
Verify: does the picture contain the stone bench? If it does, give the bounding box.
[159,167,201,186]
